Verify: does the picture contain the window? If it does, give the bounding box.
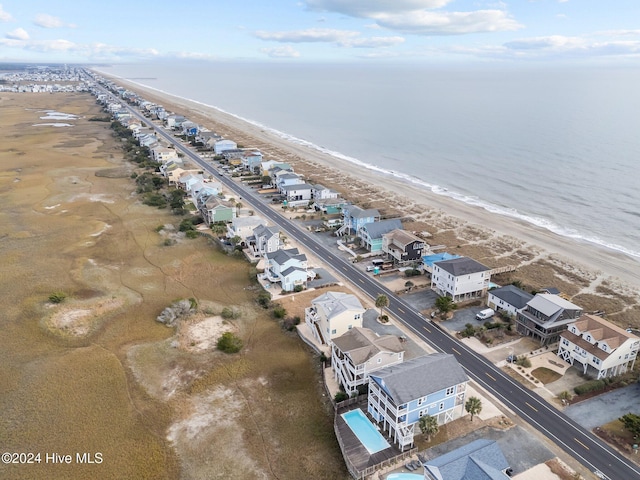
[331,329,336,335]
[446,387,455,396]
[417,398,424,406]
[377,358,381,364]
[348,325,352,330]
[419,410,425,417]
[439,402,444,411]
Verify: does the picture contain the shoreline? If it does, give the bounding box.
[105,74,640,298]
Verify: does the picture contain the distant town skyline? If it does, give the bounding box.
[0,0,639,65]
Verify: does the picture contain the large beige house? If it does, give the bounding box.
[331,327,404,396]
[558,314,639,379]
[305,292,364,346]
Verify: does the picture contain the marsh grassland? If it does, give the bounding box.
[0,93,347,479]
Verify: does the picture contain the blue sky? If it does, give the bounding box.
[0,0,639,64]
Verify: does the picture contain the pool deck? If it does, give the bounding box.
[336,404,406,473]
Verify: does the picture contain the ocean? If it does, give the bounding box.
[95,62,640,259]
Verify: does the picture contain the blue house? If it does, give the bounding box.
[359,218,403,252]
[423,438,511,480]
[368,354,468,451]
[338,205,380,236]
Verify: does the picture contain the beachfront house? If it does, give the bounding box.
[227,216,266,244]
[199,196,235,225]
[247,225,280,258]
[281,184,313,207]
[311,184,339,200]
[331,327,404,396]
[263,248,309,292]
[165,114,185,129]
[381,229,426,265]
[305,292,365,346]
[275,172,305,192]
[240,151,263,173]
[181,121,199,137]
[486,285,534,320]
[515,294,583,346]
[422,439,512,480]
[368,353,468,451]
[359,219,403,252]
[557,314,639,379]
[214,139,237,155]
[189,180,222,204]
[337,205,380,236]
[431,256,491,302]
[196,131,222,149]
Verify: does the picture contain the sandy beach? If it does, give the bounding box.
[107,76,640,327]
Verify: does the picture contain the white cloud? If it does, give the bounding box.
[373,9,522,35]
[255,28,359,43]
[6,27,29,40]
[260,46,301,58]
[0,3,14,21]
[33,13,75,29]
[305,0,451,17]
[339,36,405,48]
[504,35,585,51]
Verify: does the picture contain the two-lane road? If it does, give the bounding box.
[95,78,639,480]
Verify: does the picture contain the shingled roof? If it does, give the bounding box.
[434,257,489,276]
[370,353,468,405]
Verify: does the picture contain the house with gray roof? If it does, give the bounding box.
[359,218,403,252]
[331,327,404,396]
[431,256,491,302]
[337,204,380,236]
[487,285,533,319]
[368,353,468,451]
[305,292,365,345]
[281,183,313,207]
[264,248,309,292]
[247,224,280,258]
[199,195,235,225]
[423,439,511,480]
[227,216,266,242]
[516,293,582,346]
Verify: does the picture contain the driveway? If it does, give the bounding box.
[564,382,640,430]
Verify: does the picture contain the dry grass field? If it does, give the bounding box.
[0,93,347,479]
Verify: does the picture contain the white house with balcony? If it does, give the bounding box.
[214,139,237,155]
[305,292,365,346]
[263,248,309,292]
[368,354,468,451]
[331,327,404,396]
[431,256,491,302]
[247,225,280,258]
[151,146,178,163]
[558,314,639,379]
[486,285,533,319]
[227,216,266,243]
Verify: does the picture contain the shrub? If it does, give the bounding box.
[185,230,199,239]
[380,315,389,323]
[48,292,67,304]
[221,307,240,320]
[404,268,421,277]
[217,332,243,354]
[272,306,287,319]
[257,292,271,309]
[461,323,476,338]
[334,392,349,403]
[515,356,532,368]
[282,316,301,332]
[293,285,304,293]
[574,380,606,396]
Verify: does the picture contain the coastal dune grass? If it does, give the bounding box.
[0,93,346,480]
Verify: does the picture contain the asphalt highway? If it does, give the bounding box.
[96,79,640,480]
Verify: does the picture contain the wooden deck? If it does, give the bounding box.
[336,404,405,475]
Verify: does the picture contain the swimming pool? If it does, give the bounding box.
[386,474,423,480]
[341,409,390,454]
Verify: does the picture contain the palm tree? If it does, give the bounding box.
[435,295,456,313]
[375,294,389,319]
[465,396,482,421]
[418,414,439,441]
